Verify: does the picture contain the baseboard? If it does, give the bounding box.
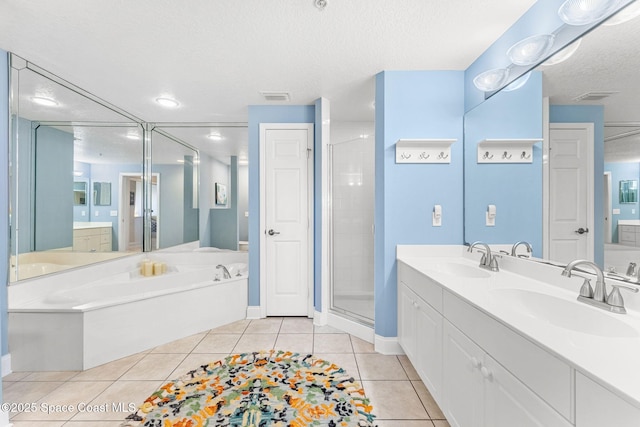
[327,312,374,343]
[374,334,404,355]
[0,410,10,426]
[1,353,11,378]
[313,310,327,326]
[246,306,262,319]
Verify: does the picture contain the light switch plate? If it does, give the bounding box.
[110,210,118,217]
[613,208,621,215]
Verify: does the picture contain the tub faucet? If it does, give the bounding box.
[468,241,499,272]
[216,264,231,280]
[562,259,639,314]
[511,241,533,257]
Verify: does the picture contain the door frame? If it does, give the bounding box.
[604,171,612,244]
[543,121,595,260]
[259,123,314,318]
[118,172,160,251]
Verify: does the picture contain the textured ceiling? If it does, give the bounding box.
[0,0,537,161]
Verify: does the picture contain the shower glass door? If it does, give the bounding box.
[330,131,375,325]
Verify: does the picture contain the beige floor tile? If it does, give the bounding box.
[398,354,421,381]
[13,381,112,421]
[10,422,65,426]
[167,353,229,379]
[5,381,65,417]
[3,371,32,382]
[350,335,375,353]
[22,371,80,382]
[63,422,125,426]
[119,353,186,381]
[355,354,408,380]
[244,317,283,334]
[376,421,434,427]
[192,333,241,353]
[362,380,429,420]
[314,353,360,380]
[280,317,314,333]
[274,333,313,354]
[314,324,345,334]
[232,333,277,353]
[151,332,206,354]
[432,420,451,427]
[313,333,353,353]
[413,380,446,419]
[208,319,251,334]
[70,380,162,421]
[70,353,145,382]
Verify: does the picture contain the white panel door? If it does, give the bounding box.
[549,124,593,264]
[264,127,312,316]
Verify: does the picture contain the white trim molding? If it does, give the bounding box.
[327,313,374,343]
[374,335,404,355]
[2,353,11,378]
[313,310,328,326]
[0,410,10,426]
[246,306,262,320]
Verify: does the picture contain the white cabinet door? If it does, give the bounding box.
[443,321,484,427]
[483,355,572,427]
[398,283,417,361]
[576,372,640,427]
[415,295,443,400]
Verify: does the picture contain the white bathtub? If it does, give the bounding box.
[8,251,249,371]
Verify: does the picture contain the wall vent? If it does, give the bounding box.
[260,91,291,101]
[573,91,619,102]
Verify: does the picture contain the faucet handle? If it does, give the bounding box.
[579,278,594,298]
[607,283,639,311]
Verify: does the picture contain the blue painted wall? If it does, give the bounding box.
[210,157,239,249]
[1,50,9,368]
[247,105,315,307]
[605,162,639,242]
[550,105,605,266]
[464,72,543,256]
[34,125,74,250]
[375,71,465,337]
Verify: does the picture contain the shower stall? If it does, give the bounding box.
[329,123,375,326]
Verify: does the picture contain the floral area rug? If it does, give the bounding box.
[122,349,377,427]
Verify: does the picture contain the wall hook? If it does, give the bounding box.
[502,151,512,160]
[483,151,494,160]
[438,152,449,160]
[400,152,411,160]
[419,152,430,160]
[521,151,531,159]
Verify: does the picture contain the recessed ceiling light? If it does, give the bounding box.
[507,34,555,66]
[473,68,510,92]
[31,96,58,107]
[558,0,621,26]
[155,97,180,108]
[503,72,531,92]
[208,133,223,141]
[542,38,582,66]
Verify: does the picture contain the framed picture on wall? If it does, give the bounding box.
[215,182,227,205]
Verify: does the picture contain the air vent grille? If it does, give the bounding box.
[260,91,291,102]
[573,91,619,102]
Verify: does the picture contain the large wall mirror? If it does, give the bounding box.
[9,56,201,281]
[463,2,640,273]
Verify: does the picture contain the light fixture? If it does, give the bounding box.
[507,34,555,66]
[359,134,369,139]
[155,97,180,108]
[603,0,640,25]
[473,68,510,92]
[207,133,223,141]
[31,96,58,107]
[73,171,83,177]
[314,0,327,11]
[126,133,141,140]
[541,38,582,66]
[558,0,622,25]
[503,72,531,92]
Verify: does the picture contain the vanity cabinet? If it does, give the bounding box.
[576,373,640,427]
[73,226,112,252]
[618,224,640,247]
[443,320,572,427]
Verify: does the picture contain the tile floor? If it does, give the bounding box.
[3,317,450,427]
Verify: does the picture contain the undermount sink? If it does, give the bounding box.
[492,288,639,338]
[424,262,491,279]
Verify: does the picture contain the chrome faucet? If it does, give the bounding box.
[511,241,533,257]
[561,259,639,314]
[216,264,231,280]
[468,241,499,272]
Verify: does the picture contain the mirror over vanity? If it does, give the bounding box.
[463,0,640,276]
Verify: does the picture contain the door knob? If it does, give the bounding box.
[267,229,280,236]
[575,227,589,235]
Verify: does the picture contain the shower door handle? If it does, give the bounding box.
[267,229,280,236]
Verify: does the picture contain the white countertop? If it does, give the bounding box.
[618,220,640,226]
[397,245,640,409]
[73,222,113,230]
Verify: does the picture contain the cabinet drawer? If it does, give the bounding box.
[398,261,443,313]
[576,372,640,427]
[100,233,111,244]
[100,227,111,235]
[74,228,93,238]
[619,225,633,234]
[444,290,573,422]
[619,230,636,245]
